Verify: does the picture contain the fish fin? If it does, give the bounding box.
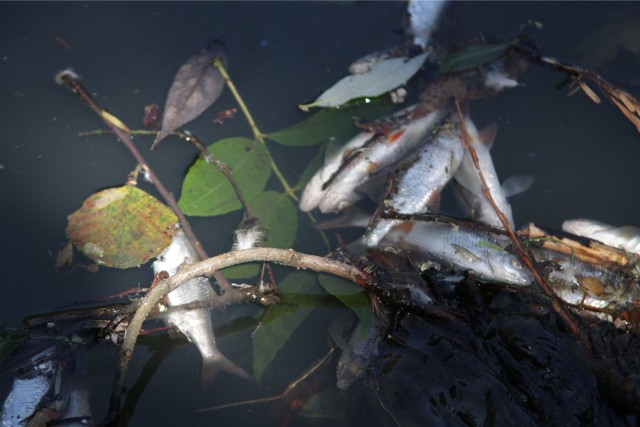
[201,354,252,389]
[501,174,535,198]
[313,206,371,230]
[478,122,497,149]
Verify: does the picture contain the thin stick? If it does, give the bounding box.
[212,59,330,248]
[101,247,370,426]
[213,58,298,202]
[454,99,592,352]
[55,70,232,292]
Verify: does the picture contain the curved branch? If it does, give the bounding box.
[102,247,370,426]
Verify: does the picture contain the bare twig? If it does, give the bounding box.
[55,69,232,292]
[101,247,370,426]
[454,99,592,352]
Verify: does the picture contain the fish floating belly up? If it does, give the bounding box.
[154,230,251,388]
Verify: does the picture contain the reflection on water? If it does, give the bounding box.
[1,1,640,426]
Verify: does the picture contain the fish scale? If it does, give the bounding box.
[363,125,465,246]
[317,103,446,213]
[381,220,532,286]
[154,230,250,388]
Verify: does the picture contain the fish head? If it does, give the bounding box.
[336,353,366,390]
[494,254,531,286]
[299,173,327,212]
[318,188,362,214]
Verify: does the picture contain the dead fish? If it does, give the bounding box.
[1,345,58,426]
[531,247,640,321]
[318,104,446,214]
[453,117,515,229]
[299,132,374,212]
[363,124,464,247]
[405,0,447,51]
[313,205,372,230]
[336,316,382,390]
[562,219,640,255]
[153,230,251,388]
[381,220,532,286]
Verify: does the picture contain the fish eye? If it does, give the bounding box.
[512,259,523,270]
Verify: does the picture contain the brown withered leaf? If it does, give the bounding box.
[152,39,228,149]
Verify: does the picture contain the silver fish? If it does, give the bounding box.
[453,117,515,229]
[299,131,375,212]
[318,104,445,213]
[336,317,382,390]
[363,124,464,247]
[531,247,640,320]
[381,220,532,286]
[154,230,250,388]
[1,346,57,427]
[562,218,640,255]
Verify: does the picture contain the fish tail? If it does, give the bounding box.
[201,354,252,389]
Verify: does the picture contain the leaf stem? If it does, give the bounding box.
[213,58,298,202]
[55,69,233,293]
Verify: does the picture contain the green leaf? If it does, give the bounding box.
[222,190,298,280]
[178,137,271,216]
[267,101,394,147]
[298,52,429,110]
[0,329,28,365]
[438,42,513,74]
[66,185,179,268]
[252,271,320,383]
[318,274,372,333]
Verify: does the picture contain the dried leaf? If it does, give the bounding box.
[616,89,639,113]
[610,95,640,132]
[66,185,179,268]
[101,110,131,132]
[153,39,228,148]
[298,52,428,111]
[55,241,74,270]
[577,81,601,104]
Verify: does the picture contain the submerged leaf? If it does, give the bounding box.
[178,137,271,216]
[252,271,321,383]
[66,186,178,268]
[298,52,429,110]
[318,274,372,332]
[153,39,228,148]
[223,191,298,279]
[439,42,513,74]
[267,101,394,147]
[0,329,28,365]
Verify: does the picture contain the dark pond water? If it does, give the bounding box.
[1,1,640,426]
